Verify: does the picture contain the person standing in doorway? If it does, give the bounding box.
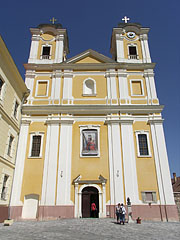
[91,202,97,218]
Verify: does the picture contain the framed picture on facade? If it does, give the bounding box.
[82,129,98,156]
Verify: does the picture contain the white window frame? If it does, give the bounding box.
[128,44,139,60]
[79,125,100,158]
[28,132,44,158]
[130,79,144,96]
[40,44,52,60]
[0,76,6,103]
[83,78,97,96]
[35,80,49,97]
[141,191,157,203]
[135,131,151,157]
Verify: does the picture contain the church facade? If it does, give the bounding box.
[10,21,179,221]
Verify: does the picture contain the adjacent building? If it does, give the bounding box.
[0,36,28,222]
[10,21,179,221]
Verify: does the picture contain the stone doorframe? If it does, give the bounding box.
[73,175,107,218]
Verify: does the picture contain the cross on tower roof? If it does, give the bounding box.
[122,16,130,23]
[50,17,57,24]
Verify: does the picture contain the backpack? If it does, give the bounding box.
[119,207,123,214]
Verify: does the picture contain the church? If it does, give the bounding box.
[10,18,179,221]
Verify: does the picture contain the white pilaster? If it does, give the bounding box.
[142,34,151,63]
[149,119,175,205]
[74,183,78,218]
[62,70,73,104]
[120,120,139,204]
[56,120,73,205]
[28,35,40,63]
[55,35,64,63]
[106,121,124,205]
[41,120,59,205]
[118,70,129,104]
[102,183,106,217]
[116,34,124,62]
[144,70,158,104]
[140,35,146,63]
[10,120,30,206]
[25,70,36,101]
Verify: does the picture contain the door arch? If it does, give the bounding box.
[82,186,99,218]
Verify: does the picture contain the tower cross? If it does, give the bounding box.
[122,16,130,23]
[50,17,57,24]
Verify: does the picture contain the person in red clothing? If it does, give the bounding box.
[86,136,95,151]
[91,202,97,218]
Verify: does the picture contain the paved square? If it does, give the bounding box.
[0,218,180,240]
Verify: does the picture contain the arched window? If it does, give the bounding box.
[83,78,96,96]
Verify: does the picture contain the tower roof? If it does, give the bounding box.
[37,23,63,29]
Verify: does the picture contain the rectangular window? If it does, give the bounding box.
[0,78,4,95]
[82,129,98,156]
[138,134,149,156]
[141,192,157,203]
[37,81,48,96]
[14,101,19,118]
[128,46,138,59]
[1,175,9,200]
[31,135,42,157]
[7,135,14,156]
[41,46,51,59]
[131,81,143,95]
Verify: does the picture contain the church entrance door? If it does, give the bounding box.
[82,187,99,218]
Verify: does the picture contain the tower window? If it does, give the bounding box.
[128,46,138,59]
[31,135,42,157]
[7,135,14,156]
[41,46,51,59]
[1,175,9,200]
[138,134,149,156]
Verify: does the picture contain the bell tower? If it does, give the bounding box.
[28,22,69,64]
[110,18,151,63]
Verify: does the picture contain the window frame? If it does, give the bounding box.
[79,125,100,157]
[35,80,49,97]
[83,78,97,96]
[28,132,44,158]
[141,191,157,203]
[135,131,151,157]
[130,79,144,96]
[7,135,14,157]
[1,174,9,201]
[40,44,52,60]
[13,100,19,119]
[128,44,139,60]
[0,76,6,102]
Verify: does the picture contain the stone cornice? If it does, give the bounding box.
[24,62,156,71]
[105,119,134,125]
[148,119,164,124]
[22,104,164,115]
[46,119,74,125]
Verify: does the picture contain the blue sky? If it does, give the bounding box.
[0,0,179,176]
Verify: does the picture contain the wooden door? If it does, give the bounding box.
[82,193,90,218]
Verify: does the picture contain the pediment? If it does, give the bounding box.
[66,49,115,64]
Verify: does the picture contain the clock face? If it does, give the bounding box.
[127,32,135,39]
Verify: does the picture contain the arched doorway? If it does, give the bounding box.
[82,187,99,218]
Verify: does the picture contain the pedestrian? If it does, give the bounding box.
[116,203,121,223]
[91,202,97,218]
[120,203,126,225]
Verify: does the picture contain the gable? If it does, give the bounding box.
[66,49,115,64]
[75,56,104,64]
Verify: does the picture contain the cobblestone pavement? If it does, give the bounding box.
[0,218,180,240]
